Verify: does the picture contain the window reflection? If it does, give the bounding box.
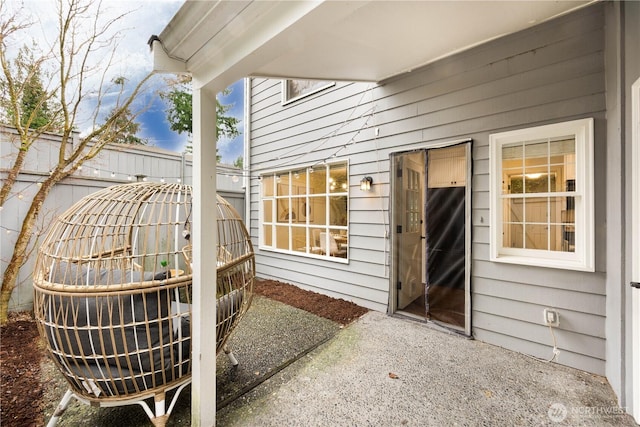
[284,79,334,103]
[501,137,576,252]
[261,162,348,259]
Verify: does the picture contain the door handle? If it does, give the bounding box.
[631,282,640,289]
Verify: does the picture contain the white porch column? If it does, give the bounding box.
[631,77,640,424]
[191,86,217,426]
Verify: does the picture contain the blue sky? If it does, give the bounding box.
[121,2,246,165]
[17,0,245,165]
[138,78,245,165]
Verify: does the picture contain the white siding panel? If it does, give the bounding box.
[472,226,490,245]
[471,209,490,228]
[474,158,489,175]
[471,190,490,210]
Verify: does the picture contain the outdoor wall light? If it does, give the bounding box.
[360,176,373,192]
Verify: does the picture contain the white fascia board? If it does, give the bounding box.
[189,0,327,91]
[150,39,188,74]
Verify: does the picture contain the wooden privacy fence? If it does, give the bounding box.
[0,126,245,312]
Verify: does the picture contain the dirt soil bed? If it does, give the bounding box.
[0,279,368,427]
[1,312,44,427]
[254,279,368,325]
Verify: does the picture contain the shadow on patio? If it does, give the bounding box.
[41,295,340,426]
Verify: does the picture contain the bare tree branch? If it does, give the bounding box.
[0,0,154,323]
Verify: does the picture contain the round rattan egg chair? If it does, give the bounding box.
[33,182,254,427]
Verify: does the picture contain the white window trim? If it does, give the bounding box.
[259,161,349,263]
[489,118,594,272]
[281,80,335,105]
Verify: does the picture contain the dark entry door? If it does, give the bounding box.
[426,186,466,328]
[425,144,468,330]
[392,143,470,332]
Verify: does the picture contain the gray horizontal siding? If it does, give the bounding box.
[248,3,608,374]
[249,75,388,310]
[474,327,604,375]
[382,4,607,375]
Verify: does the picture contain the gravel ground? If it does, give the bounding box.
[217,311,638,427]
[25,283,638,427]
[39,295,343,426]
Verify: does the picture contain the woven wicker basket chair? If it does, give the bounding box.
[33,182,254,427]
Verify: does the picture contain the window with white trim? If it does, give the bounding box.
[490,118,594,271]
[260,162,348,260]
[282,79,334,104]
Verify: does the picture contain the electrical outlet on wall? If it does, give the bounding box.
[543,308,560,327]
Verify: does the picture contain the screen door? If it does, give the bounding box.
[392,142,471,334]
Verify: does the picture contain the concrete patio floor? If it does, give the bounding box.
[44,296,638,426]
[217,302,637,427]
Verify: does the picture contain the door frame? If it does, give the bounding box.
[389,138,472,336]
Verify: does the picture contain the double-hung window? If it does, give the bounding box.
[260,162,349,261]
[489,118,594,271]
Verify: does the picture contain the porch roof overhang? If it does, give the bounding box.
[150,1,597,424]
[151,0,594,92]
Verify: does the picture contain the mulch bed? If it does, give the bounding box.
[254,279,369,326]
[0,279,368,427]
[1,312,44,427]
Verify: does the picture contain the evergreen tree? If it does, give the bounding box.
[0,0,153,323]
[104,105,148,145]
[2,45,62,132]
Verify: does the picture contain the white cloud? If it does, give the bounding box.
[6,1,246,162]
[9,0,183,133]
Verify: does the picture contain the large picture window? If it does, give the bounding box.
[490,118,594,271]
[260,162,348,261]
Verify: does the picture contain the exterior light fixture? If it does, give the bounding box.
[360,176,373,192]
